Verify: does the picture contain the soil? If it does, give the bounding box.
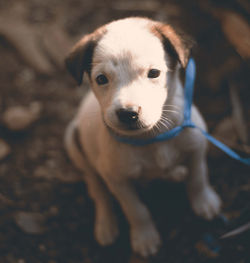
[0,0,250,262]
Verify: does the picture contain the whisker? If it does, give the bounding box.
[153,126,157,136]
[162,109,179,112]
[160,116,174,125]
[162,109,181,115]
[159,119,170,130]
[151,126,156,136]
[155,121,163,134]
[159,121,170,131]
[151,125,157,136]
[163,104,181,109]
[157,123,162,132]
[162,105,182,119]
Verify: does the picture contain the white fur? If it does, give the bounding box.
[91,20,168,135]
[65,17,221,257]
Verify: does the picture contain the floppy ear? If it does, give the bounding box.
[153,23,195,68]
[65,27,105,85]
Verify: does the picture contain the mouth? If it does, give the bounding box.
[104,118,152,136]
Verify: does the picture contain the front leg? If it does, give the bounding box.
[103,177,161,257]
[187,152,221,220]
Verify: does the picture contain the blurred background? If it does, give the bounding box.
[0,0,250,262]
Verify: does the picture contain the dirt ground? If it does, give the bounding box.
[0,0,250,262]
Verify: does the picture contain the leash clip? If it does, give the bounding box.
[182,120,196,128]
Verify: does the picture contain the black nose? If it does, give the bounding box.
[116,107,139,125]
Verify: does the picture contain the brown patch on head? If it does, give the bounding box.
[151,22,195,69]
[65,26,106,85]
[65,18,194,85]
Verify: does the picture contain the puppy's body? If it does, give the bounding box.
[65,17,221,257]
[73,86,205,180]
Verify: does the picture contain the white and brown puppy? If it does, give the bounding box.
[64,17,221,257]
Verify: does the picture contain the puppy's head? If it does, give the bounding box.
[66,17,194,136]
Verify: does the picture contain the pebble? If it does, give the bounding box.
[2,102,42,131]
[14,211,46,234]
[0,139,11,160]
[49,206,59,216]
[39,244,46,252]
[15,68,35,86]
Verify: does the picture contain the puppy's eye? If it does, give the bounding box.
[148,69,161,78]
[96,74,108,85]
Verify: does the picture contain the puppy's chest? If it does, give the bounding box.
[127,143,182,179]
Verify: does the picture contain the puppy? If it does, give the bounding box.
[64,17,221,257]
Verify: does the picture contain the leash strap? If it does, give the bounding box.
[183,58,250,166]
[182,57,196,127]
[112,58,250,166]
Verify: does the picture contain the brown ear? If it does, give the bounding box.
[153,23,195,68]
[65,27,106,85]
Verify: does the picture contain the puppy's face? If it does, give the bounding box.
[66,18,193,135]
[91,22,168,135]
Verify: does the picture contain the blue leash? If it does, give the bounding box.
[112,58,250,166]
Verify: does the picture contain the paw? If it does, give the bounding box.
[131,223,161,257]
[190,187,221,220]
[94,213,119,246]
